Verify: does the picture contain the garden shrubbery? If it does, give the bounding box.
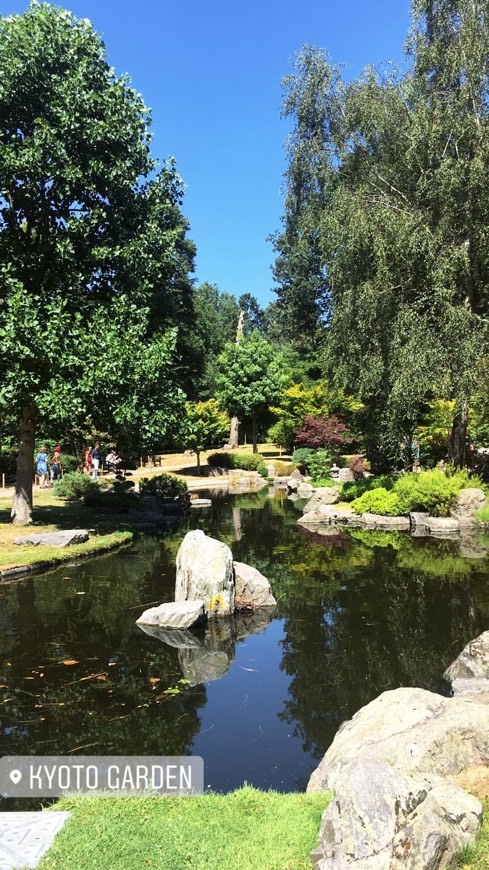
[342,475,395,502]
[139,473,187,501]
[53,472,97,502]
[83,479,137,508]
[207,452,265,471]
[350,468,477,517]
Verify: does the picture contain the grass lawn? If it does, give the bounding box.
[0,488,134,574]
[38,787,330,870]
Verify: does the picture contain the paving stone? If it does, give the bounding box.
[0,812,70,869]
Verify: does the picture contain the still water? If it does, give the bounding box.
[1,489,488,801]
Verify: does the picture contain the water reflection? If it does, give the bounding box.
[0,493,488,798]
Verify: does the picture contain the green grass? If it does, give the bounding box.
[452,801,489,869]
[0,488,134,573]
[39,787,330,870]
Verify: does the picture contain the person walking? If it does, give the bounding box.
[50,445,62,482]
[36,446,49,488]
[91,443,102,480]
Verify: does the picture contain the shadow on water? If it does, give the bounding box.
[0,490,488,806]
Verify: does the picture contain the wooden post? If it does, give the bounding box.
[2,473,5,489]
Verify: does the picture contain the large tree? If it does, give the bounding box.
[276,2,489,468]
[0,3,195,522]
[216,332,289,452]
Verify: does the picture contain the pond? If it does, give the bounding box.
[1,488,488,807]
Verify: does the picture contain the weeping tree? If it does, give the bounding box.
[276,1,489,468]
[0,4,194,523]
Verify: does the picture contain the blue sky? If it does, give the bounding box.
[2,0,412,305]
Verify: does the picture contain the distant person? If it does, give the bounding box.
[50,445,62,481]
[36,446,49,488]
[91,443,102,479]
[106,450,120,473]
[83,446,93,475]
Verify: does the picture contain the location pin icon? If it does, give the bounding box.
[9,770,22,785]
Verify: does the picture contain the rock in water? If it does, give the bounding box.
[175,529,235,618]
[233,562,276,608]
[136,600,206,631]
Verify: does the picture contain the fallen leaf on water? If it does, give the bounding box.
[238,667,258,672]
[62,660,79,666]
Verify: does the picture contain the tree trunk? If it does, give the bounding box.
[450,399,469,469]
[252,413,258,454]
[229,417,239,449]
[196,450,201,475]
[11,404,37,525]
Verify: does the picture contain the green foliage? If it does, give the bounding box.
[476,505,489,523]
[53,472,97,502]
[138,473,187,501]
[207,452,265,471]
[292,448,315,471]
[83,480,137,509]
[341,475,395,502]
[62,454,82,474]
[216,331,290,451]
[257,462,269,478]
[306,449,331,484]
[271,460,297,476]
[416,400,456,466]
[350,488,402,516]
[394,469,471,517]
[182,400,229,458]
[349,469,473,516]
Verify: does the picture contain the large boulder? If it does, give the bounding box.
[233,562,276,608]
[450,488,488,527]
[426,517,460,536]
[298,505,351,526]
[303,487,340,513]
[136,600,206,631]
[444,630,489,696]
[175,530,235,618]
[310,759,482,870]
[13,529,89,547]
[297,482,314,499]
[307,687,489,869]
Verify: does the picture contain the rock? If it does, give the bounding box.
[289,468,304,481]
[287,477,299,492]
[190,499,212,507]
[308,687,488,869]
[450,488,488,527]
[409,512,430,528]
[273,476,290,489]
[136,599,207,631]
[303,487,340,513]
[338,467,354,482]
[175,530,235,618]
[13,529,89,547]
[426,517,460,535]
[233,561,277,608]
[297,482,314,499]
[444,630,489,685]
[362,514,410,530]
[298,505,351,526]
[450,678,489,697]
[310,759,482,870]
[307,688,489,794]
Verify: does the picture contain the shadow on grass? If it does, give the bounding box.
[0,498,134,536]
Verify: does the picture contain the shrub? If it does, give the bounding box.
[351,487,402,516]
[294,415,352,452]
[476,504,489,523]
[257,462,269,478]
[307,449,331,484]
[393,469,470,516]
[207,452,265,471]
[62,453,82,474]
[53,472,97,502]
[292,448,314,472]
[83,479,137,508]
[139,473,187,501]
[341,475,395,502]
